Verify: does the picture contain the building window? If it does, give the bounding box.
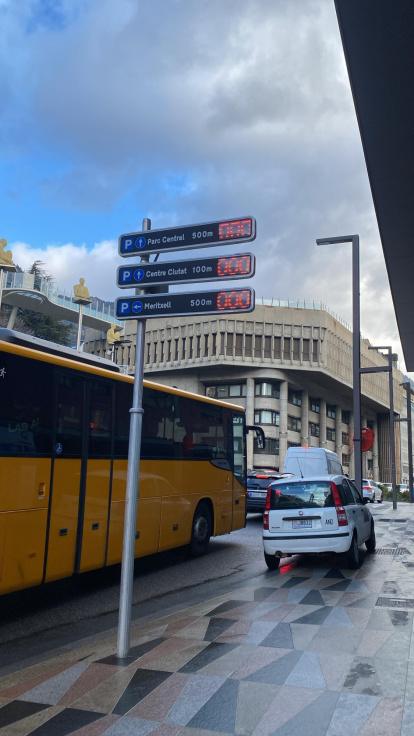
[283,337,291,360]
[303,339,310,361]
[288,390,302,407]
[327,427,336,441]
[327,405,336,419]
[174,339,179,361]
[220,333,225,355]
[255,381,280,398]
[146,344,151,364]
[312,339,318,361]
[254,437,279,454]
[204,335,209,357]
[226,333,234,356]
[153,343,158,363]
[310,398,320,413]
[342,453,350,465]
[254,335,262,358]
[167,340,172,362]
[288,441,301,448]
[245,335,252,357]
[181,338,186,360]
[342,410,350,424]
[293,338,300,360]
[342,431,349,445]
[188,336,193,359]
[160,342,164,363]
[264,336,272,358]
[206,384,246,399]
[196,335,201,358]
[274,337,281,359]
[212,333,217,355]
[235,334,243,356]
[367,458,373,471]
[367,420,374,430]
[310,422,320,437]
[288,415,301,432]
[254,409,280,426]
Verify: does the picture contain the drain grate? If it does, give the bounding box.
[377,518,408,523]
[377,519,392,522]
[375,547,411,556]
[376,596,414,609]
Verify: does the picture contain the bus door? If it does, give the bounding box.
[77,379,113,573]
[45,374,114,582]
[231,413,247,530]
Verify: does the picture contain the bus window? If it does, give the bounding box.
[56,374,83,456]
[232,413,246,485]
[0,352,53,455]
[89,382,113,457]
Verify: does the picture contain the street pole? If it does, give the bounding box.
[397,382,413,504]
[117,217,150,659]
[316,235,362,493]
[76,304,84,351]
[0,269,4,312]
[351,236,362,495]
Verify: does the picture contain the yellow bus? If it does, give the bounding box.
[0,328,249,595]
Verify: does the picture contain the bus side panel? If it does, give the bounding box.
[0,457,51,512]
[79,459,111,573]
[107,460,162,563]
[44,459,81,583]
[0,509,48,594]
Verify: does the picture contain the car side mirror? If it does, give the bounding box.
[246,425,265,450]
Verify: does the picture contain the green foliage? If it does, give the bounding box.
[378,484,410,501]
[18,310,73,346]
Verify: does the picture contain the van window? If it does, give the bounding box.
[269,480,334,509]
[285,455,325,477]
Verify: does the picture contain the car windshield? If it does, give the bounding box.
[247,477,274,490]
[269,480,334,509]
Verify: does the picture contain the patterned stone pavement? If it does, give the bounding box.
[2,503,414,735]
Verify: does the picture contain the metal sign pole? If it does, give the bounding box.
[117,217,150,659]
[388,350,397,509]
[0,269,4,312]
[76,304,84,351]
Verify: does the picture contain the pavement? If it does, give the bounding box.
[2,502,414,735]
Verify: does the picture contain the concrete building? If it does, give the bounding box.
[85,299,404,481]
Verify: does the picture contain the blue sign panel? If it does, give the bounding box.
[116,288,255,319]
[117,254,255,288]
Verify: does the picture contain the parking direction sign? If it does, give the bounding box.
[117,253,255,289]
[116,287,255,319]
[119,216,256,257]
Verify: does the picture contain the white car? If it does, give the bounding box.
[263,474,375,570]
[362,479,383,503]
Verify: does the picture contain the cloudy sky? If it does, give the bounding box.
[1,0,407,372]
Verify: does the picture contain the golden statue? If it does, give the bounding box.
[73,277,91,302]
[0,238,14,267]
[106,323,122,345]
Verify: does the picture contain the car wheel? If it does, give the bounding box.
[346,532,360,569]
[365,522,376,553]
[190,502,211,557]
[264,552,280,570]
[378,495,383,503]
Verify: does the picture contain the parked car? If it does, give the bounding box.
[362,479,383,503]
[263,474,375,570]
[246,473,283,513]
[282,446,343,477]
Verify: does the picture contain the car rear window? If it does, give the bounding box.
[247,477,273,490]
[268,480,335,509]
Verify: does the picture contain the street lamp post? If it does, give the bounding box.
[395,382,413,505]
[316,235,362,493]
[363,346,397,509]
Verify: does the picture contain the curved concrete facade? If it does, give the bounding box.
[84,302,404,481]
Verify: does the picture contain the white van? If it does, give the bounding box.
[283,447,343,478]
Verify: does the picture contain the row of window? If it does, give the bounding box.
[205,384,351,424]
[145,335,320,364]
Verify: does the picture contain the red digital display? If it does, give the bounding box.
[218,218,252,240]
[217,289,252,311]
[217,254,252,277]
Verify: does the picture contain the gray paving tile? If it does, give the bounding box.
[289,606,333,626]
[243,651,301,685]
[166,675,226,725]
[322,607,354,628]
[286,588,309,604]
[343,657,381,696]
[235,681,277,735]
[19,663,89,705]
[204,619,238,642]
[324,569,346,579]
[284,651,326,689]
[299,590,326,606]
[179,643,238,674]
[280,577,310,589]
[260,623,293,649]
[253,588,279,602]
[102,716,159,736]
[326,692,380,736]
[271,690,339,736]
[187,679,239,732]
[402,700,414,736]
[243,622,278,646]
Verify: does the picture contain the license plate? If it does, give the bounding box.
[249,491,265,498]
[292,520,312,529]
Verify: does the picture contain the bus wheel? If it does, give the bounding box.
[190,502,212,557]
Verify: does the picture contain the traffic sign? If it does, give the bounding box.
[119,216,256,257]
[116,287,255,319]
[117,253,255,288]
